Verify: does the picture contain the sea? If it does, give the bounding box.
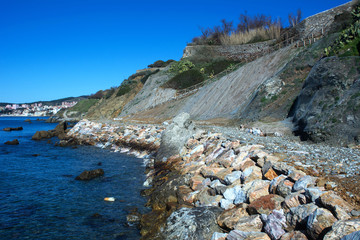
[0,117,149,240]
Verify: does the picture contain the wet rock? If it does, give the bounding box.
[248,194,284,215]
[234,215,263,232]
[24,119,31,122]
[293,176,316,192]
[323,219,360,240]
[75,169,104,180]
[286,203,318,229]
[319,191,353,220]
[3,127,23,131]
[126,208,142,226]
[261,209,287,240]
[4,139,19,145]
[217,206,249,230]
[227,230,271,240]
[162,206,222,240]
[280,231,308,240]
[32,130,54,140]
[306,208,337,240]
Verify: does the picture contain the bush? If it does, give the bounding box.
[204,60,238,75]
[141,69,160,84]
[116,84,132,97]
[88,90,104,99]
[148,59,175,68]
[169,60,195,74]
[162,69,204,89]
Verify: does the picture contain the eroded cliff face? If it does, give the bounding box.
[289,56,360,146]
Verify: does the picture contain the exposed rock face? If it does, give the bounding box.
[75,169,104,180]
[156,112,195,163]
[4,139,19,145]
[162,207,223,240]
[289,56,360,146]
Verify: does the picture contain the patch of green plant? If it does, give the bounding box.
[162,69,205,89]
[203,60,238,76]
[324,5,360,56]
[351,92,360,99]
[71,99,98,113]
[169,60,195,74]
[140,69,160,84]
[116,84,133,97]
[261,97,267,103]
[148,59,175,68]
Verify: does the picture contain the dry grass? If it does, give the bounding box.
[220,25,281,45]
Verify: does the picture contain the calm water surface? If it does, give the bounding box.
[0,117,148,239]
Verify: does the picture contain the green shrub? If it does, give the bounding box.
[116,84,132,97]
[169,60,195,74]
[141,69,160,84]
[162,69,204,89]
[203,60,238,76]
[148,59,175,68]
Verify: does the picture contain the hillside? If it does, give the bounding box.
[65,1,360,147]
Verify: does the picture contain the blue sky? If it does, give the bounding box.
[0,0,350,103]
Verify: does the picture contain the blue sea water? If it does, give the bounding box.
[0,117,148,239]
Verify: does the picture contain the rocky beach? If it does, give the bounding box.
[62,113,360,240]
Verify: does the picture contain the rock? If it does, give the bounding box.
[283,192,307,210]
[227,230,271,240]
[217,206,249,229]
[215,185,228,196]
[243,180,270,203]
[32,130,54,140]
[248,194,284,215]
[324,181,338,191]
[269,175,287,194]
[196,188,222,207]
[306,208,337,240]
[263,167,279,181]
[24,119,31,122]
[223,185,242,201]
[293,176,316,192]
[288,170,306,182]
[211,232,228,240]
[286,203,318,229]
[54,121,67,134]
[156,112,195,164]
[323,219,360,240]
[241,166,263,184]
[220,199,235,210]
[239,158,256,172]
[162,207,223,240]
[276,179,294,198]
[4,139,19,145]
[3,127,23,131]
[341,231,360,240]
[234,215,263,232]
[217,149,237,168]
[272,162,294,175]
[126,208,142,226]
[319,191,353,220]
[190,175,206,191]
[210,179,225,189]
[351,210,360,217]
[261,209,287,240]
[280,231,308,240]
[289,56,360,146]
[304,188,323,203]
[224,171,242,185]
[75,169,104,180]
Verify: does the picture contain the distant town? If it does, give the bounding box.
[0,101,78,117]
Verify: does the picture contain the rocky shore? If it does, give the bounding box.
[64,116,360,240]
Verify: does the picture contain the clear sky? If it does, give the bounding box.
[0,0,350,103]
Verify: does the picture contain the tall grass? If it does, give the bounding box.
[220,25,281,45]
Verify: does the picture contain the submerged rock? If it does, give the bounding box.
[75,169,104,180]
[4,139,19,145]
[3,127,23,131]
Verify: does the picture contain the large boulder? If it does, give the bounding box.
[32,130,54,140]
[75,169,104,180]
[162,207,223,240]
[324,219,360,240]
[156,112,195,163]
[289,56,360,146]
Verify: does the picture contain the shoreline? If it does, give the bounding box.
[64,118,360,239]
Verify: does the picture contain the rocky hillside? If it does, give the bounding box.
[66,1,360,147]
